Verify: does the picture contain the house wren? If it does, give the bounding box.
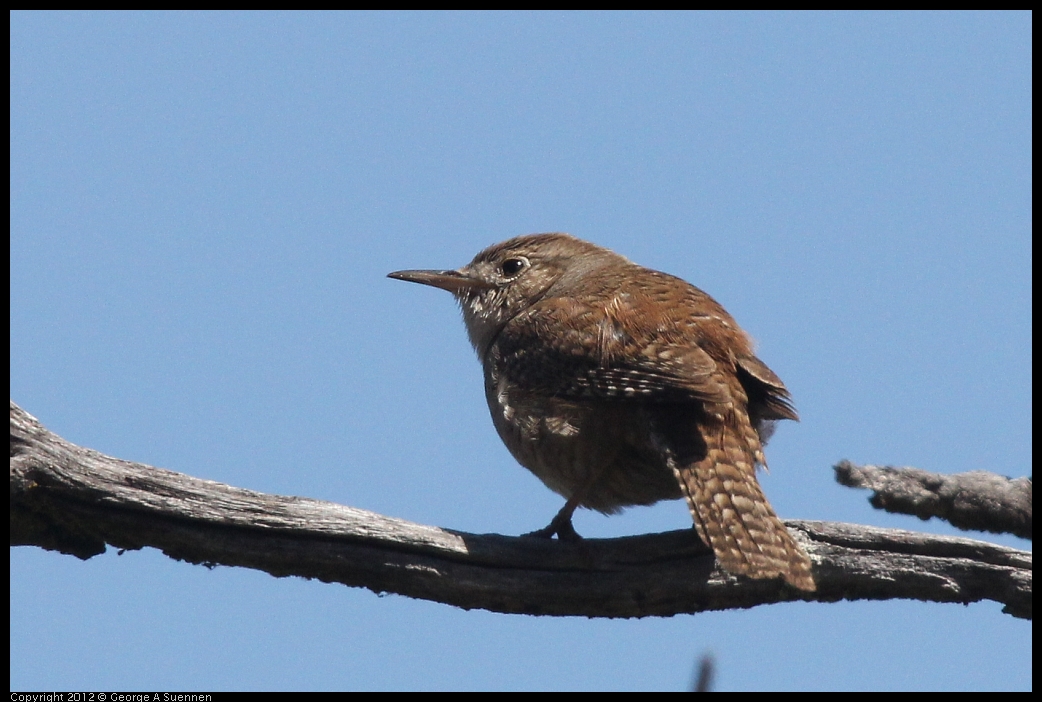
[389,233,814,591]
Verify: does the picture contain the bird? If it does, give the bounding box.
[388,233,815,591]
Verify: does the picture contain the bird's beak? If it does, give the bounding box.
[388,269,493,293]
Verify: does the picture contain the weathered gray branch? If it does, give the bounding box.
[834,460,1032,540]
[10,401,1031,619]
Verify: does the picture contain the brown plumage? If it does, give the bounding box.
[390,233,814,590]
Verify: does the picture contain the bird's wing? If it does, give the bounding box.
[490,294,734,406]
[736,355,799,422]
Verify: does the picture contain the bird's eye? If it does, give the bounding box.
[500,257,528,278]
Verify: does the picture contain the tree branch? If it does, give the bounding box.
[10,401,1031,619]
[834,460,1032,539]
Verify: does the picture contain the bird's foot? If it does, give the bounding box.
[523,513,583,542]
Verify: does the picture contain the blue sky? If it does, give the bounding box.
[10,11,1030,691]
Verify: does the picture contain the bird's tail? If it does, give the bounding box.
[668,420,816,591]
